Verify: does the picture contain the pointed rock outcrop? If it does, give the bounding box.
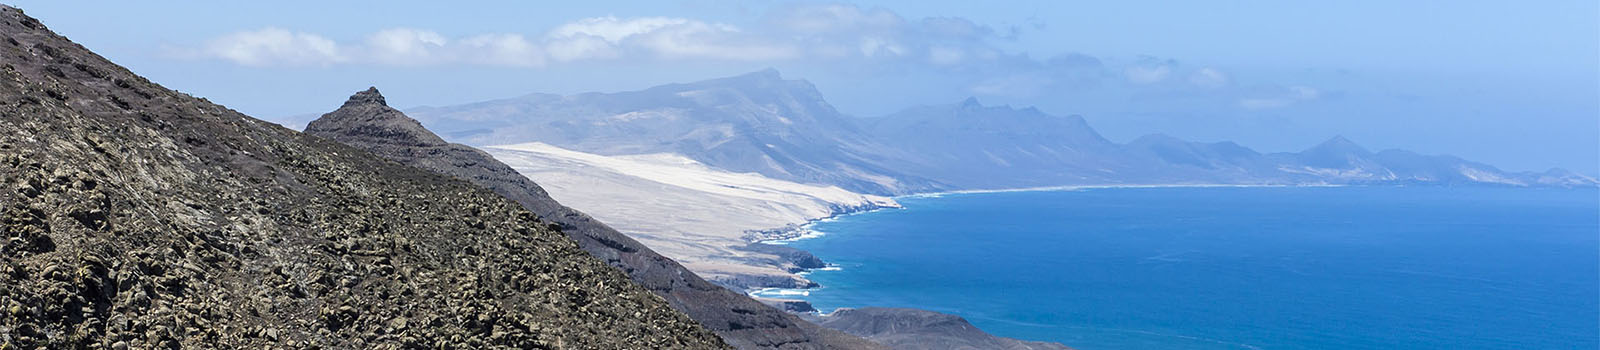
[306,87,446,147]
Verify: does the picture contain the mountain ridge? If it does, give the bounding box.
[404,69,1592,192]
[404,69,947,195]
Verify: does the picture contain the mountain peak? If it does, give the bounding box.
[342,86,387,107]
[960,97,983,108]
[307,87,446,147]
[677,68,807,92]
[1309,135,1369,154]
[730,68,783,82]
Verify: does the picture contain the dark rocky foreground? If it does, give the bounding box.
[809,308,1073,350]
[306,88,884,350]
[0,5,727,349]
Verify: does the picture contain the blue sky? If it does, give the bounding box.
[9,1,1597,173]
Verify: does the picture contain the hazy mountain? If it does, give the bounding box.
[1122,133,1281,182]
[306,89,886,349]
[0,6,724,348]
[409,70,1590,196]
[1264,136,1588,186]
[860,98,1138,188]
[871,98,1593,188]
[407,69,944,195]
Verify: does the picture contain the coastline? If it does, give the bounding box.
[751,203,903,244]
[764,183,1339,244]
[746,183,1344,301]
[900,182,1341,199]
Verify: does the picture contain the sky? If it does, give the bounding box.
[8,1,1597,174]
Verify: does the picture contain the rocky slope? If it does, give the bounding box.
[808,308,1072,350]
[307,88,883,350]
[0,6,726,349]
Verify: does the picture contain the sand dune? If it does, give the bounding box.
[485,142,897,287]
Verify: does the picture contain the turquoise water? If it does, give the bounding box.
[771,186,1599,349]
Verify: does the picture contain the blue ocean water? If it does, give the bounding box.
[769,186,1599,349]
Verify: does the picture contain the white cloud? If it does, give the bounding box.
[183,2,1286,118]
[544,34,616,62]
[459,34,544,67]
[1125,65,1171,84]
[604,18,795,61]
[187,4,1014,70]
[927,46,966,65]
[204,28,345,67]
[1190,68,1229,88]
[550,16,692,42]
[768,4,905,35]
[857,37,906,57]
[1239,85,1321,110]
[366,28,448,66]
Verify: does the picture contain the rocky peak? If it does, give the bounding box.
[343,86,387,107]
[306,87,446,147]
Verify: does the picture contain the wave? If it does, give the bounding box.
[899,183,1343,199]
[747,287,813,298]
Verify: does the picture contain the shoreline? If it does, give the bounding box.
[746,182,1344,302]
[760,182,1339,246]
[900,182,1341,199]
[752,203,902,245]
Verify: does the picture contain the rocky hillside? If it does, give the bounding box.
[307,88,883,350]
[809,308,1072,350]
[0,6,725,349]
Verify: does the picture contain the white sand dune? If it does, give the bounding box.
[484,142,897,287]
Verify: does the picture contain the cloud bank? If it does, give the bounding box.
[185,4,1011,69]
[181,3,1319,111]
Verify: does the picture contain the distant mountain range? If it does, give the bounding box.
[408,69,943,195]
[405,70,1596,194]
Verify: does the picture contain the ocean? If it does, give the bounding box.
[758,186,1599,349]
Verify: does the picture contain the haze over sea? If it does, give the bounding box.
[767,186,1599,349]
